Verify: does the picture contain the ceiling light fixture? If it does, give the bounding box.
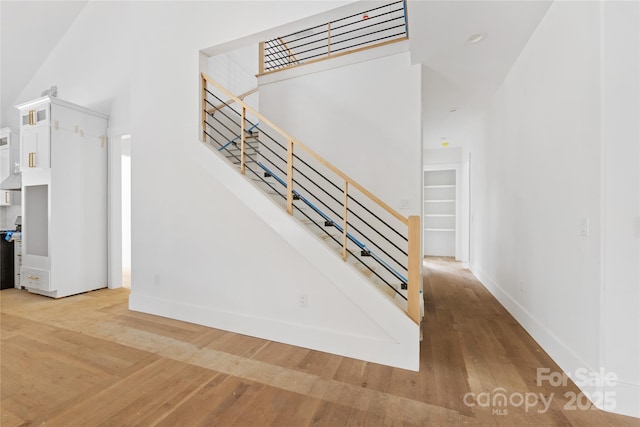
[468,32,487,44]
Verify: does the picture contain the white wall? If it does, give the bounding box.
[207,44,260,124]
[424,147,461,166]
[9,3,131,133]
[207,44,258,96]
[258,51,422,218]
[471,1,639,417]
[14,1,420,369]
[600,0,640,416]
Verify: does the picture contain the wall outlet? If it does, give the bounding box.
[299,294,308,308]
[400,199,411,209]
[154,274,160,285]
[580,217,589,237]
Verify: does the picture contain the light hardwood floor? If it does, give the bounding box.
[1,259,638,426]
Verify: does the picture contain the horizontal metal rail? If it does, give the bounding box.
[259,0,409,74]
[258,162,408,297]
[218,123,259,152]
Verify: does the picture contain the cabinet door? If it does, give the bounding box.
[0,147,11,206]
[0,145,9,180]
[20,105,49,130]
[0,190,10,206]
[20,126,50,169]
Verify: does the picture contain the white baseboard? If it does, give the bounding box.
[129,292,419,371]
[469,264,639,419]
[604,381,640,418]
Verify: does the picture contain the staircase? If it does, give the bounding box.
[201,73,422,325]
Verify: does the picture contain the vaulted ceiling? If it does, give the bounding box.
[1,1,87,125]
[1,0,551,151]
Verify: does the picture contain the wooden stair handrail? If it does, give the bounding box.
[202,72,408,226]
[278,37,299,65]
[207,86,260,114]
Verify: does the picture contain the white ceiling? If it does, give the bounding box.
[408,1,552,150]
[0,0,551,151]
[0,1,87,125]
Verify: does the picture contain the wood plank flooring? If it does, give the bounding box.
[1,258,638,426]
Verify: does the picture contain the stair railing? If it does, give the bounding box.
[201,72,421,324]
[259,0,409,75]
[207,87,259,115]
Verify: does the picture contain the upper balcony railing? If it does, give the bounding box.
[259,0,409,75]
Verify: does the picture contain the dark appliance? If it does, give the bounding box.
[0,231,15,289]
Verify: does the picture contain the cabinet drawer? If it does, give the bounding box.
[21,268,51,291]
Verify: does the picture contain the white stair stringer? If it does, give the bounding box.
[182,141,420,370]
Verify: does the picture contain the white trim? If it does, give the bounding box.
[130,291,418,371]
[470,264,640,418]
[15,96,109,120]
[106,129,122,289]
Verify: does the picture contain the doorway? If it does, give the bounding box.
[423,167,458,257]
[422,161,470,264]
[121,136,131,288]
[108,133,131,289]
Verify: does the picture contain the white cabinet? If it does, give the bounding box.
[19,100,50,169]
[20,126,50,169]
[0,147,11,206]
[1,129,13,205]
[17,96,108,298]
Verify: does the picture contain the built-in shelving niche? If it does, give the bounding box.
[423,170,456,256]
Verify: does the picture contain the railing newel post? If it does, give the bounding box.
[201,74,207,142]
[342,181,349,261]
[240,106,246,175]
[403,0,410,38]
[327,21,332,57]
[407,215,421,324]
[259,41,265,75]
[286,140,294,215]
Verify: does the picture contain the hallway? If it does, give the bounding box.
[0,259,637,426]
